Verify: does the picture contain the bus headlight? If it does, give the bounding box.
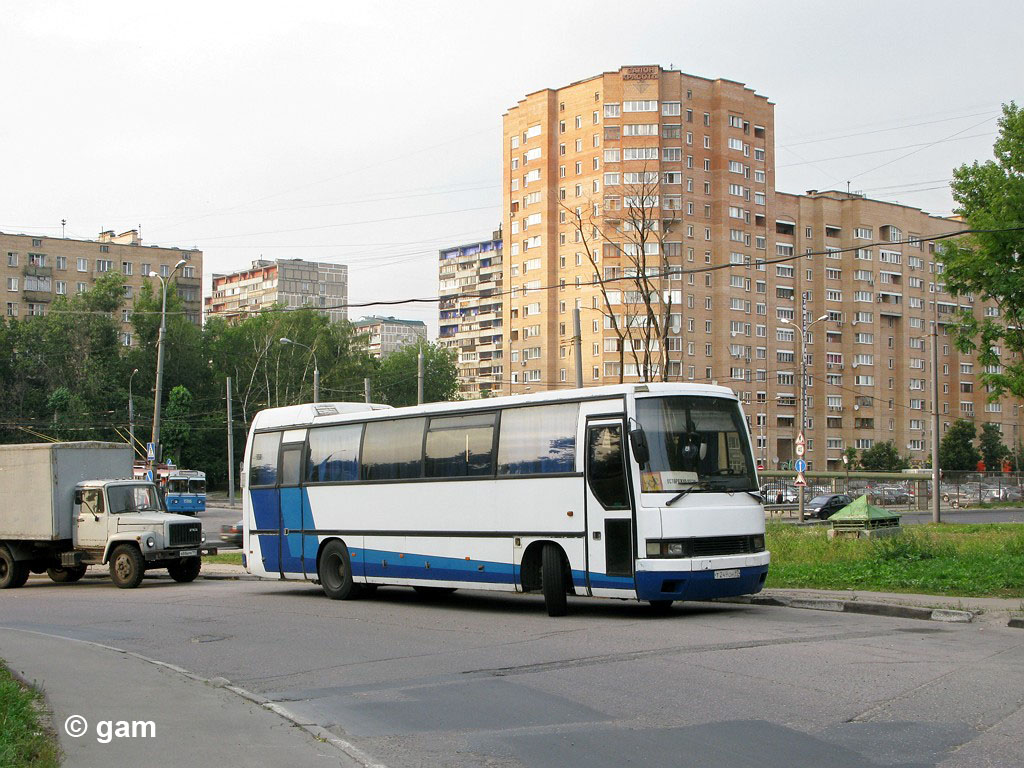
[751,534,765,551]
[646,540,688,557]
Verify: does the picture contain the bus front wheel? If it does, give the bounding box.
[541,543,569,617]
[318,540,358,600]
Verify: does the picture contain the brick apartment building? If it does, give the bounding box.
[1,228,201,345]
[497,65,1014,469]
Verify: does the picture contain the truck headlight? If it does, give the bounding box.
[201,533,207,543]
[146,537,156,548]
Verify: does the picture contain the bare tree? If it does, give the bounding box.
[560,167,682,383]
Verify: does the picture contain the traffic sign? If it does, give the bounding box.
[146,442,156,462]
[145,470,154,482]
[794,458,807,473]
[795,442,805,457]
[795,432,805,445]
[756,464,764,471]
[793,471,807,487]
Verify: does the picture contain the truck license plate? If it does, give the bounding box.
[714,568,741,580]
[179,550,198,558]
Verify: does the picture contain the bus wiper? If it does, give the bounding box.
[665,482,709,506]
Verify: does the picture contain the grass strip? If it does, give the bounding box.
[203,552,243,565]
[0,663,60,768]
[765,522,1024,598]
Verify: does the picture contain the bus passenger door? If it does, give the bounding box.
[278,443,306,577]
[583,419,634,594]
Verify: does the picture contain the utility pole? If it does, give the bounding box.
[149,259,186,480]
[364,377,371,404]
[226,377,235,504]
[931,313,941,523]
[313,367,320,404]
[573,307,583,388]
[128,367,138,456]
[417,347,424,405]
[783,310,828,522]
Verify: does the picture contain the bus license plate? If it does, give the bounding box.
[179,550,198,558]
[714,568,741,580]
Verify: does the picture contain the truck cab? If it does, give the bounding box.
[68,479,212,588]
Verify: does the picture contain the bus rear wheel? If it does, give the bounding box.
[541,543,569,617]
[318,540,358,600]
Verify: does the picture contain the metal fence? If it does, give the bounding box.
[758,470,1024,511]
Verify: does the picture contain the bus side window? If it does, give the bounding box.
[360,418,425,481]
[250,432,281,486]
[424,412,496,477]
[497,403,578,475]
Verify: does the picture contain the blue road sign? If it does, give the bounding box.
[146,442,156,462]
[794,458,807,473]
[145,470,154,482]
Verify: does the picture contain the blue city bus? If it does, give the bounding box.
[164,470,207,515]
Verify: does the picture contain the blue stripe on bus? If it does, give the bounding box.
[357,548,517,585]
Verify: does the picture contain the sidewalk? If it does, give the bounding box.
[0,628,355,768]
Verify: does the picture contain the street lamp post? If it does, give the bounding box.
[128,367,139,456]
[280,338,319,403]
[148,259,187,480]
[783,313,829,521]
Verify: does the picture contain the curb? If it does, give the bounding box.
[1009,618,1024,629]
[0,627,381,768]
[721,594,974,623]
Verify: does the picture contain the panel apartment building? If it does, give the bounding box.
[500,65,1014,470]
[1,228,202,345]
[438,233,504,397]
[204,258,348,324]
[352,315,427,358]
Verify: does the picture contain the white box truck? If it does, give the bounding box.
[0,442,217,589]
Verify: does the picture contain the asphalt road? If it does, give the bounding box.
[2,576,1022,767]
[197,504,241,548]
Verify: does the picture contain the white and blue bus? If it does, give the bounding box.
[242,383,768,615]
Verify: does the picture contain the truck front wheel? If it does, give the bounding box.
[109,545,145,589]
[0,546,30,589]
[167,557,201,583]
[47,565,87,584]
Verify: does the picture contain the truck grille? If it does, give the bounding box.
[690,535,763,557]
[168,522,202,547]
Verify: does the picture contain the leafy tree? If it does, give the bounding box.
[376,341,459,407]
[978,422,1008,470]
[939,102,1024,399]
[858,441,909,472]
[161,385,194,466]
[842,446,860,470]
[939,419,981,471]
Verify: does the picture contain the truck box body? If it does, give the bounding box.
[0,442,133,541]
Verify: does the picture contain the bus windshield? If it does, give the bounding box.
[188,478,206,494]
[167,479,189,494]
[635,395,756,493]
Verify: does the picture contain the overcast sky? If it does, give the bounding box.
[2,0,1020,336]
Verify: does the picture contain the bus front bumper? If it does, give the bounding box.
[634,552,769,602]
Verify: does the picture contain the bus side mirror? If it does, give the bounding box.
[629,428,650,466]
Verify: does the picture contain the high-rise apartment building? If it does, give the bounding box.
[205,258,348,323]
[1,228,202,345]
[500,65,1015,469]
[352,315,427,358]
[439,232,504,397]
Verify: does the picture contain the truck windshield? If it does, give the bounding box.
[635,395,756,493]
[107,485,162,514]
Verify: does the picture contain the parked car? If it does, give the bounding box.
[804,493,853,521]
[762,485,798,504]
[221,519,242,548]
